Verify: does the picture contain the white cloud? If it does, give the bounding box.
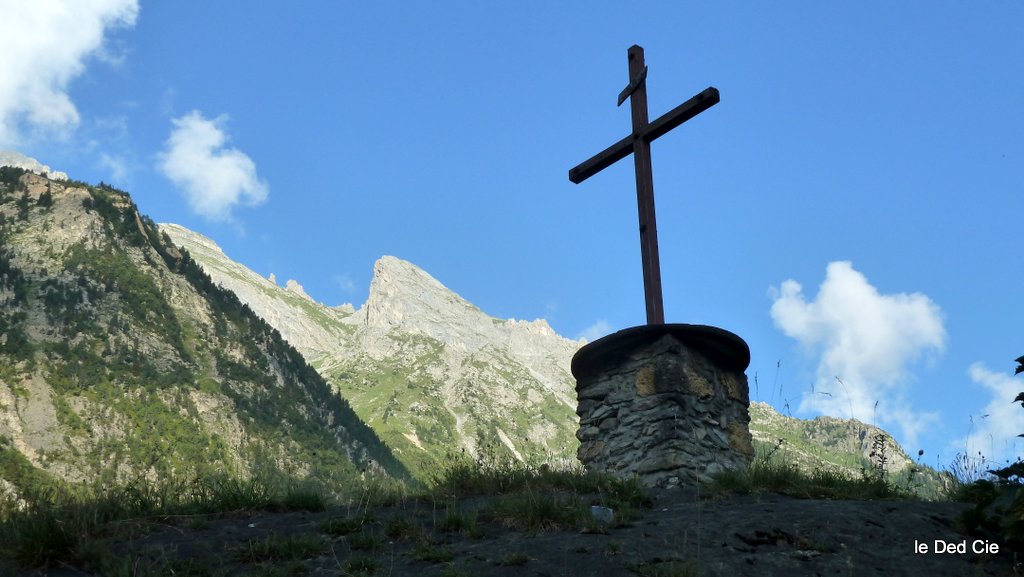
[950,364,1024,469]
[158,111,268,221]
[576,319,611,343]
[769,261,946,446]
[0,0,138,145]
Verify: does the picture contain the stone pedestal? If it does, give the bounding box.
[572,324,753,488]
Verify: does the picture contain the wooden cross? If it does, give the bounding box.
[569,45,719,325]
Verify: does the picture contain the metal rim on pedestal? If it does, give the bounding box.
[571,324,750,380]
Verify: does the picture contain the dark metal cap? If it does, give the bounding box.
[571,324,750,380]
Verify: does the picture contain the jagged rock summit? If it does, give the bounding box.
[0,150,67,181]
[356,254,566,358]
[360,255,480,335]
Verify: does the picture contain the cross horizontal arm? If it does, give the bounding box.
[568,133,633,184]
[642,87,719,145]
[568,86,720,185]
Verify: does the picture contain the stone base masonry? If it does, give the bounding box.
[572,325,753,488]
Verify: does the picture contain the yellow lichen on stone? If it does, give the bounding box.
[635,365,656,396]
[729,421,754,457]
[723,372,744,401]
[684,366,714,399]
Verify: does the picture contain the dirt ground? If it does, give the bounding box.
[7,488,1020,576]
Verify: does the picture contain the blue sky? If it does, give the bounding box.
[2,1,1022,473]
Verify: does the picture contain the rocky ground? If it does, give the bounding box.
[5,488,1018,577]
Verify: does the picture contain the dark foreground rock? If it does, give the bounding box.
[5,489,1017,576]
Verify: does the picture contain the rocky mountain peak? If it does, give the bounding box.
[359,255,480,334]
[354,255,575,362]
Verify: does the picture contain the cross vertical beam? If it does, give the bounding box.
[569,45,719,326]
[624,46,664,325]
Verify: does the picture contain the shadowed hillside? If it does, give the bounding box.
[0,167,408,499]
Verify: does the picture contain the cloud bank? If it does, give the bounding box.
[158,111,268,221]
[769,261,946,446]
[0,0,138,145]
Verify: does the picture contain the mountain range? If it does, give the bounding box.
[160,221,946,495]
[0,154,947,499]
